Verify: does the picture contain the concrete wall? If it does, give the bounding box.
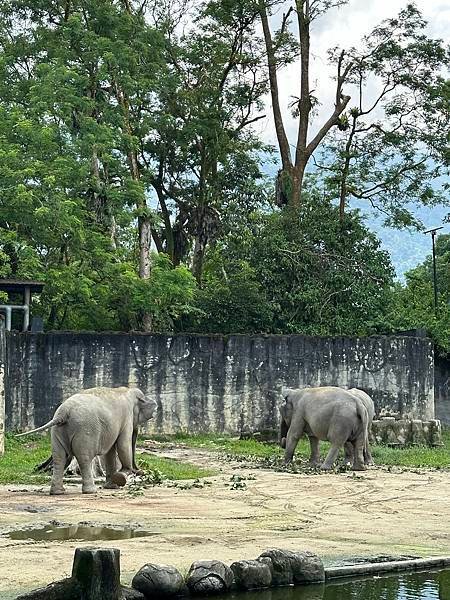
[0,331,5,454]
[435,356,450,425]
[4,332,435,434]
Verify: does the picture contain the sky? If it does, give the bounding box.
[255,0,449,278]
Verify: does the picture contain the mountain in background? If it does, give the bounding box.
[351,201,448,281]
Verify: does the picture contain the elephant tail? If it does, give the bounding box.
[355,398,369,448]
[15,414,67,437]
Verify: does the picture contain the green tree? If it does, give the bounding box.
[144,0,269,284]
[0,0,198,331]
[386,234,450,354]
[187,188,395,335]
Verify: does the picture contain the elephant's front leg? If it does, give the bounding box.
[284,419,305,464]
[352,435,366,471]
[363,441,374,466]
[308,436,321,467]
[116,430,134,477]
[103,447,122,489]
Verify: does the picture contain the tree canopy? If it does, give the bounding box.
[0,0,448,340]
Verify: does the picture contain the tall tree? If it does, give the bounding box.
[143,0,268,283]
[0,0,197,331]
[257,1,449,213]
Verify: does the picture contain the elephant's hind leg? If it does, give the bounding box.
[76,453,97,494]
[308,436,321,467]
[50,441,71,496]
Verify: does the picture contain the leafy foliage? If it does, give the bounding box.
[186,191,394,335]
[384,234,450,354]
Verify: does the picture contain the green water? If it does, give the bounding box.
[226,569,450,600]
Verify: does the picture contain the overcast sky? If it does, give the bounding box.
[256,0,450,150]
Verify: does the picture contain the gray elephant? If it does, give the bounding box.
[279,386,369,470]
[17,386,157,495]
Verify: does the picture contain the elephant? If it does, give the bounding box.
[17,386,157,495]
[35,387,149,477]
[279,386,369,471]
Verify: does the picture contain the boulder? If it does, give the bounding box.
[230,559,272,590]
[132,564,185,598]
[186,560,234,595]
[258,548,324,586]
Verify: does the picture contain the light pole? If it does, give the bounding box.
[424,226,443,315]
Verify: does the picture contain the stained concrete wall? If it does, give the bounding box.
[435,356,450,425]
[4,332,434,434]
[0,331,5,454]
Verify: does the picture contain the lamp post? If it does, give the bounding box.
[424,226,443,315]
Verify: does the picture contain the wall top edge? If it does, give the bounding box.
[6,330,435,344]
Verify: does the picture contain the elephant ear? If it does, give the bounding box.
[281,387,293,401]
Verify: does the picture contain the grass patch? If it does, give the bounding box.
[137,453,216,480]
[0,433,215,485]
[0,434,52,485]
[147,428,450,470]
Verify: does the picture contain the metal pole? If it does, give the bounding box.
[431,231,438,314]
[5,307,11,331]
[424,226,443,316]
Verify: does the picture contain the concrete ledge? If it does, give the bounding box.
[325,556,450,580]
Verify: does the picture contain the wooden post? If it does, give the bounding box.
[72,547,121,600]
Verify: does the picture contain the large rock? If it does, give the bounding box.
[230,559,272,590]
[258,549,324,586]
[132,564,185,598]
[186,560,234,595]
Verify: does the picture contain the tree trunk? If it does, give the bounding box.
[191,236,205,286]
[138,215,152,332]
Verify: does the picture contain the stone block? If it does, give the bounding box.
[258,548,324,586]
[120,586,145,600]
[186,560,234,595]
[230,559,272,590]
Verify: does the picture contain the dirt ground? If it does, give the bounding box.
[1,446,449,598]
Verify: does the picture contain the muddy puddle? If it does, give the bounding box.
[3,523,158,542]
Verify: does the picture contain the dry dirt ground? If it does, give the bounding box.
[0,446,449,598]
